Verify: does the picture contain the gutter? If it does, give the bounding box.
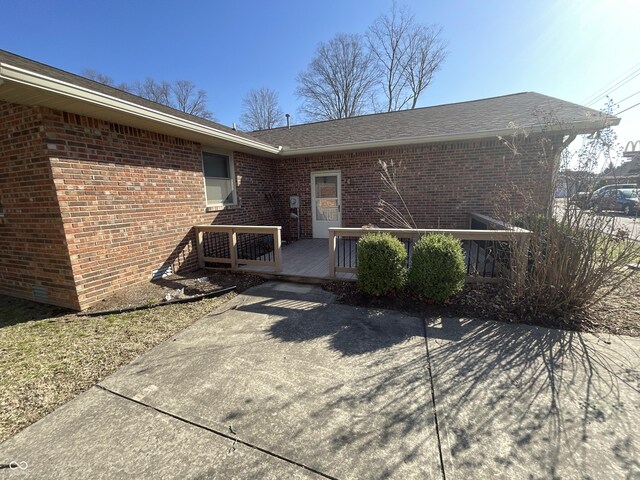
[277,117,620,156]
[0,62,282,155]
[0,61,619,158]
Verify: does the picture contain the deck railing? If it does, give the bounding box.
[195,225,282,272]
[328,214,530,282]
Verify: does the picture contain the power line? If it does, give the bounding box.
[586,68,640,107]
[617,100,640,115]
[582,61,640,105]
[616,89,640,105]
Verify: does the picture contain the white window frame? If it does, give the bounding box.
[202,150,237,208]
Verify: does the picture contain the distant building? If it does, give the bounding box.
[601,140,640,186]
[555,170,594,198]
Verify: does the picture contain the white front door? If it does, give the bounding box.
[311,171,341,238]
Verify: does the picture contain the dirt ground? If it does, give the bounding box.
[85,270,265,313]
[324,271,640,337]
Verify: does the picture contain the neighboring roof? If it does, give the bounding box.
[0,49,619,157]
[0,49,279,155]
[606,158,640,178]
[251,92,619,154]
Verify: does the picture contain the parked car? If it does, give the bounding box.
[570,184,637,209]
[591,188,640,215]
[569,191,591,208]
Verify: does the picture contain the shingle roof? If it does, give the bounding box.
[0,49,265,146]
[0,49,618,155]
[609,158,640,177]
[250,92,616,151]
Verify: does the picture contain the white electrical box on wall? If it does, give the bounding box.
[289,195,300,208]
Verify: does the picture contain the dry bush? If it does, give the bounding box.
[499,108,640,317]
[374,106,639,320]
[508,210,639,316]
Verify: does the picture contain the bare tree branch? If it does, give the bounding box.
[367,2,448,111]
[83,69,115,86]
[171,80,213,119]
[132,78,172,105]
[240,87,284,131]
[296,33,378,121]
[82,69,131,92]
[406,25,448,109]
[82,69,214,119]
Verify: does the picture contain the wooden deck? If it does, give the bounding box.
[238,236,500,283]
[198,215,522,283]
[239,239,356,281]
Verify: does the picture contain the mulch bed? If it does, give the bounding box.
[324,274,640,337]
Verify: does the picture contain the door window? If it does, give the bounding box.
[314,176,339,221]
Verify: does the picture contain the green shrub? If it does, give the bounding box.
[357,233,407,296]
[408,234,465,303]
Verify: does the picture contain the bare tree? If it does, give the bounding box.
[367,2,447,111]
[82,69,213,119]
[240,87,284,131]
[171,80,213,119]
[82,69,130,91]
[132,78,172,105]
[296,33,378,121]
[83,68,115,86]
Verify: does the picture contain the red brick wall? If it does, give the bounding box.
[276,137,558,238]
[1,100,560,310]
[0,102,80,309]
[40,108,277,309]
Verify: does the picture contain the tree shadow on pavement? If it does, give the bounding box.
[234,293,438,478]
[235,288,639,478]
[426,317,640,479]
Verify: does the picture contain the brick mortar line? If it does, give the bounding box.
[95,384,337,480]
[422,320,447,480]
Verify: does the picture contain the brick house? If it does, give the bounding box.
[0,50,618,309]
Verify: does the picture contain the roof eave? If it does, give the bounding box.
[278,117,620,156]
[0,62,282,155]
[0,61,619,159]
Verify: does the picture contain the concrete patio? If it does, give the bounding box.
[1,282,638,479]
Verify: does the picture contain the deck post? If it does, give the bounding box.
[229,229,238,269]
[328,229,336,278]
[513,232,531,283]
[273,227,282,272]
[196,227,205,269]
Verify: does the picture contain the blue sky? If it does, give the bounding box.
[1,0,639,159]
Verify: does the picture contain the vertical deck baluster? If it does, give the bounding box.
[354,239,358,267]
[328,230,336,277]
[251,234,256,259]
[482,243,490,277]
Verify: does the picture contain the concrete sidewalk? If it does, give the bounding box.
[1,282,639,479]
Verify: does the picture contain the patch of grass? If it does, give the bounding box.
[0,292,237,444]
[606,238,640,263]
